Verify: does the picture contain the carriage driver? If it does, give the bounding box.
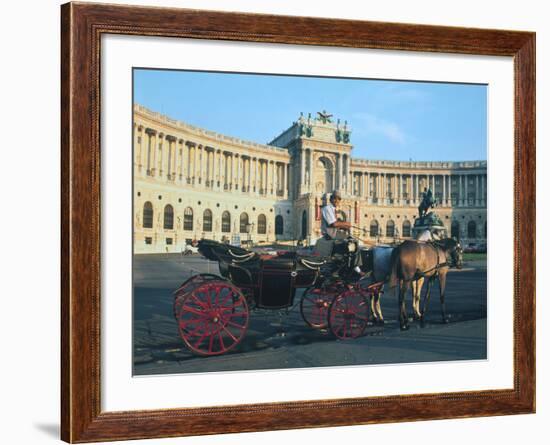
[321,190,351,240]
[317,190,364,275]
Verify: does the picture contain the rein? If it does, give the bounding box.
[417,243,449,277]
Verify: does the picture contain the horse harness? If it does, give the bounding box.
[417,241,449,278]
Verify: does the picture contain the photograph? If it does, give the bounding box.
[132,69,488,375]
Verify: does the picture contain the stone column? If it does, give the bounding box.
[210,149,215,187]
[345,156,350,195]
[274,162,278,195]
[286,163,291,199]
[281,163,286,198]
[481,174,486,206]
[307,150,311,187]
[266,160,272,195]
[464,174,469,206]
[310,153,315,192]
[222,153,227,189]
[148,130,157,176]
[134,125,141,170]
[207,149,212,186]
[265,160,269,194]
[399,174,402,202]
[252,157,256,193]
[142,127,149,174]
[174,139,179,181]
[458,174,463,206]
[230,154,236,190]
[170,137,177,180]
[256,158,259,194]
[258,160,263,194]
[247,157,252,193]
[193,145,199,184]
[157,134,165,178]
[203,146,209,186]
[165,136,172,180]
[300,149,306,194]
[171,136,178,180]
[185,143,190,182]
[336,154,342,191]
[157,133,165,177]
[475,174,480,206]
[178,140,184,182]
[211,149,217,189]
[234,154,240,192]
[442,174,446,205]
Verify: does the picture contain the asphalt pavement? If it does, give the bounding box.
[133,254,487,376]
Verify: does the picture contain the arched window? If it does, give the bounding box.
[257,214,267,234]
[370,220,379,238]
[386,220,395,237]
[275,215,284,235]
[402,220,411,237]
[203,209,212,232]
[240,213,249,233]
[183,207,193,231]
[221,211,231,233]
[451,220,460,239]
[163,204,174,230]
[143,202,153,228]
[317,157,334,193]
[468,220,477,238]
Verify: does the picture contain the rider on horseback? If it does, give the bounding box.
[418,187,436,219]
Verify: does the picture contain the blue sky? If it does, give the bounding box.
[134,69,486,162]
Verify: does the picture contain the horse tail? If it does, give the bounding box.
[388,247,400,288]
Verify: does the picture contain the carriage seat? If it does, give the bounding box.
[261,256,295,270]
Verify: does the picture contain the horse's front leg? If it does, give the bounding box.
[375,292,384,324]
[398,280,409,331]
[411,277,424,320]
[439,272,448,323]
[372,288,384,325]
[369,294,379,324]
[420,277,434,328]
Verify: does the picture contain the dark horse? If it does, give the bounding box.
[389,238,463,330]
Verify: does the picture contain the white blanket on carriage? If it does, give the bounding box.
[371,246,394,282]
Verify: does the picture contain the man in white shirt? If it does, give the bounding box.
[320,190,351,240]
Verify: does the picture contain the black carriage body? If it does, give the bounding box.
[197,240,320,309]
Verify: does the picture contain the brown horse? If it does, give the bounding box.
[389,238,463,330]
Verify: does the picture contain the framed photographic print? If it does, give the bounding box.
[61,2,535,442]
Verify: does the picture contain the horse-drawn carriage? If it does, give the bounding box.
[173,238,384,356]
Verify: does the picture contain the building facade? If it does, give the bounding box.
[134,105,487,254]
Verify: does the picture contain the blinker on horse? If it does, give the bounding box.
[389,238,463,330]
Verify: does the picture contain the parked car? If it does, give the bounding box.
[463,243,487,253]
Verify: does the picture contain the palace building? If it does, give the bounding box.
[133,104,487,254]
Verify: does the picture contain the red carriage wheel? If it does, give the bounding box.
[175,280,249,356]
[300,287,332,329]
[328,289,369,340]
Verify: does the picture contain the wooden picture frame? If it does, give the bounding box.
[61,2,535,442]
